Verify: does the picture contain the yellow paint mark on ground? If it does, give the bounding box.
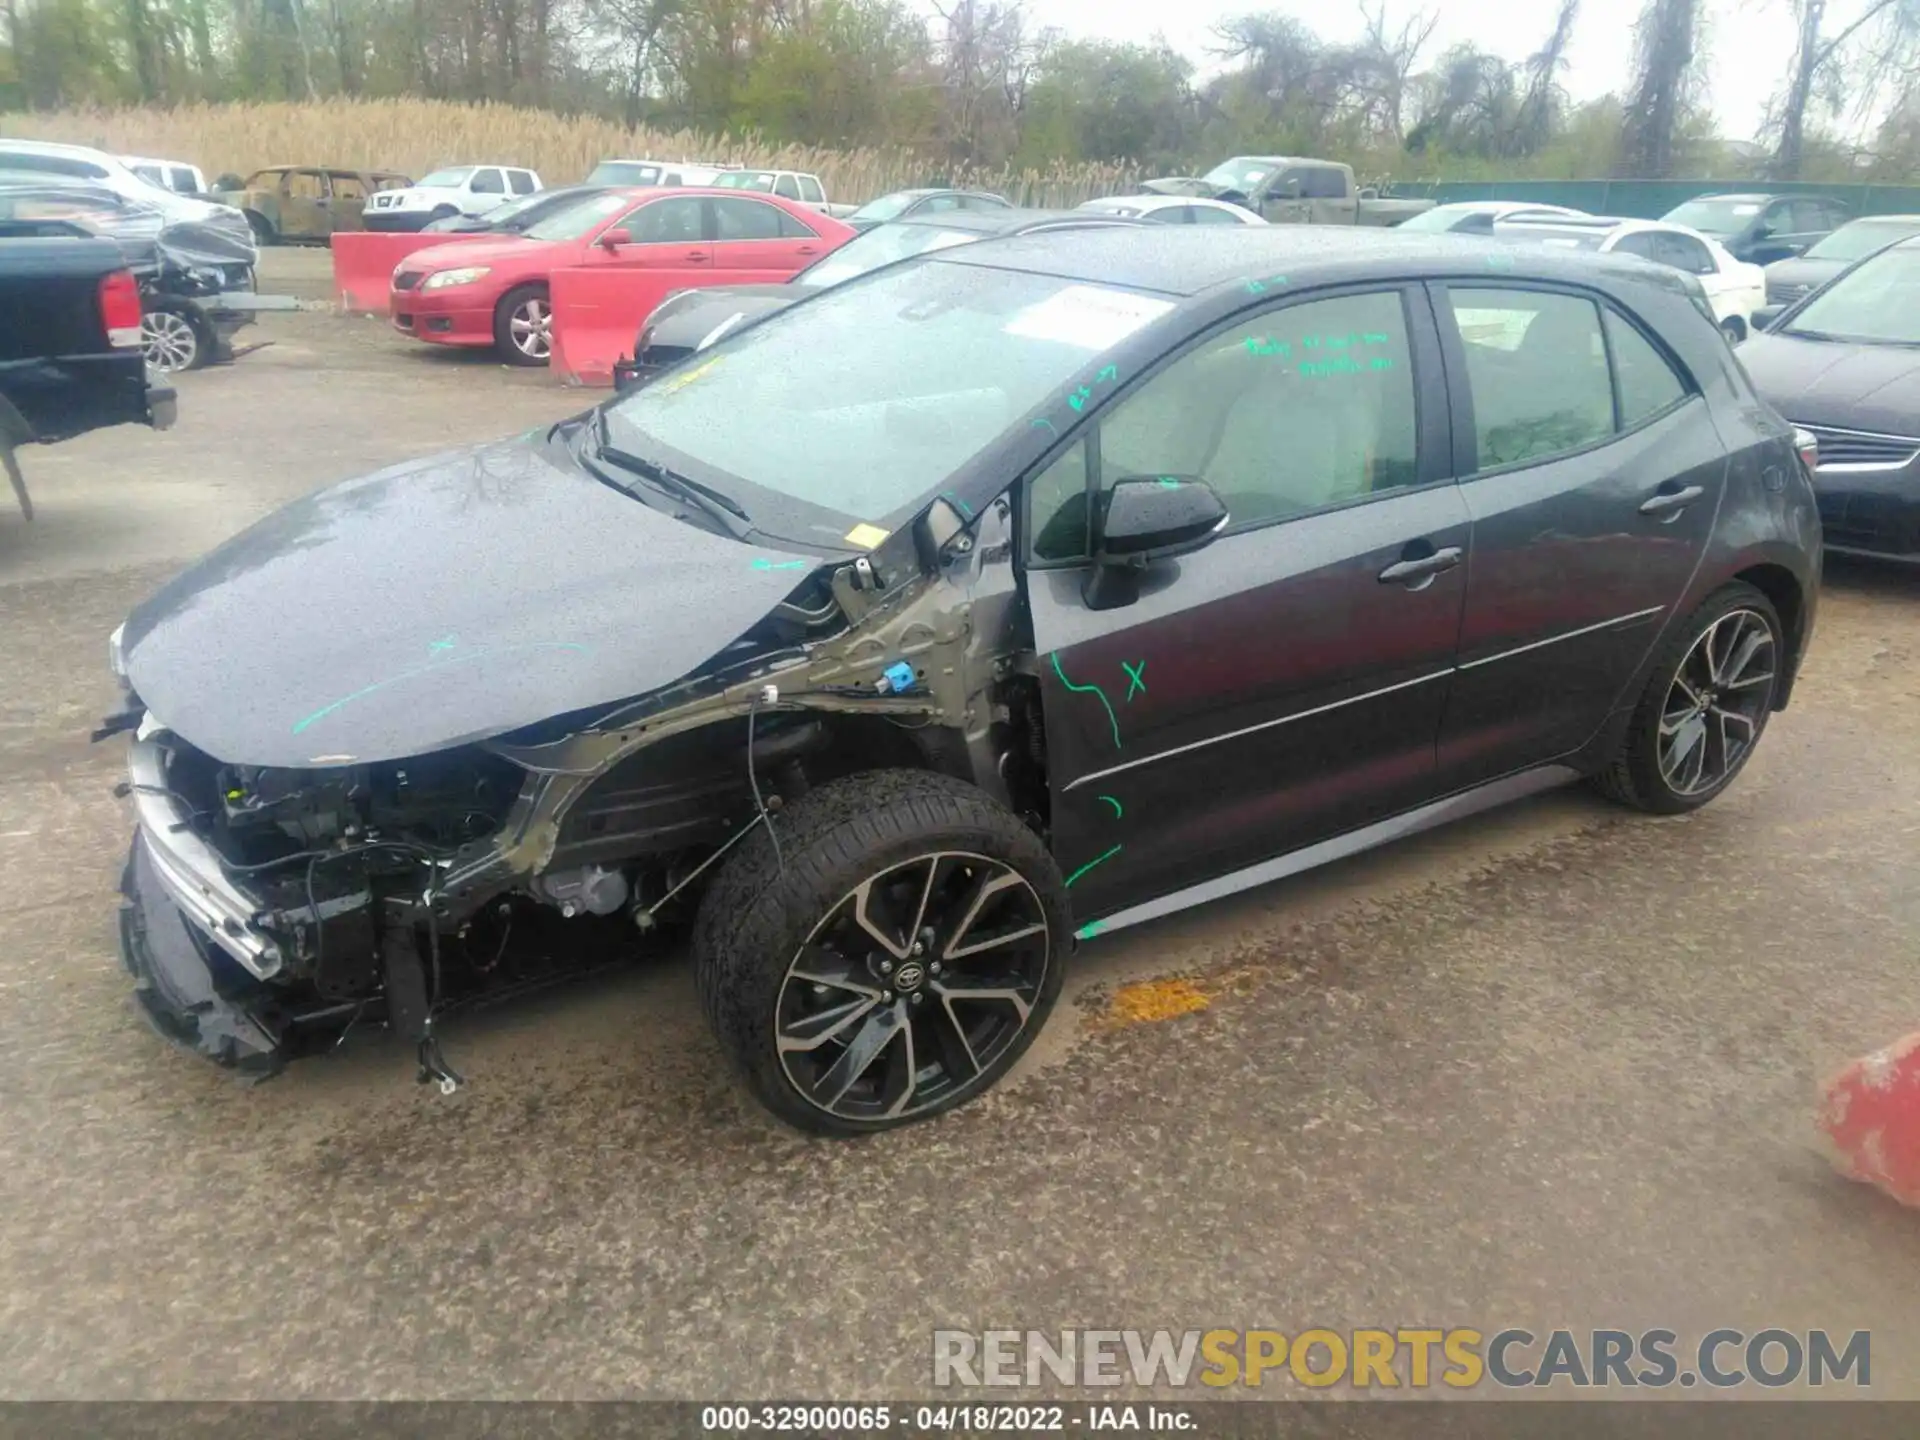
[1097,977,1213,1030]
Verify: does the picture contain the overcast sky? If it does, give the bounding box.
[1019,0,1812,145]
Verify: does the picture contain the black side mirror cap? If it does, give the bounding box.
[1081,476,1228,610]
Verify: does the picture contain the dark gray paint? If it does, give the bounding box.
[120,434,819,768]
[1737,332,1920,435]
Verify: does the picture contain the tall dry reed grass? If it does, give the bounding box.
[1,100,1145,206]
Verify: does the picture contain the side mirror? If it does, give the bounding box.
[1750,303,1785,333]
[1082,476,1229,610]
[599,227,632,248]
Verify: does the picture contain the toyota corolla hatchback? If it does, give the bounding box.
[390,187,854,364]
[109,227,1819,1134]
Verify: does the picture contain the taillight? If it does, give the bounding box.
[98,269,143,349]
[1793,426,1819,473]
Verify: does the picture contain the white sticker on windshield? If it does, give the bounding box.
[1003,285,1175,351]
[1732,204,1761,216]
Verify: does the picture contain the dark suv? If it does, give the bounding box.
[1661,193,1849,264]
[109,228,1820,1135]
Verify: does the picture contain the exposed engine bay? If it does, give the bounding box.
[109,490,1049,1090]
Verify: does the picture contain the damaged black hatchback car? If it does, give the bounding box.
[108,227,1821,1134]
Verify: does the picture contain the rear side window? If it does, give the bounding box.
[1656,232,1713,275]
[1448,288,1613,469]
[169,166,197,193]
[329,172,368,203]
[287,169,327,199]
[1302,166,1347,199]
[776,209,817,239]
[509,169,537,194]
[713,196,785,240]
[1605,311,1687,426]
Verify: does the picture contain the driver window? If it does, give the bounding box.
[1028,291,1418,561]
[624,196,704,243]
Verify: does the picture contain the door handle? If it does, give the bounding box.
[1639,484,1704,517]
[796,245,818,255]
[1378,544,1463,587]
[686,251,710,263]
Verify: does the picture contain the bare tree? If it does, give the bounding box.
[1352,1,1439,143]
[1773,0,1920,177]
[1513,0,1578,152]
[1618,0,1699,176]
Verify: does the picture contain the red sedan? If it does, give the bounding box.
[390,188,855,366]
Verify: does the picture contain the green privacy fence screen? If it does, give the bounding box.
[1391,179,1920,219]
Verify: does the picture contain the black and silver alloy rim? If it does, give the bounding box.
[510,297,550,359]
[1659,608,1776,796]
[775,852,1050,1123]
[141,310,198,372]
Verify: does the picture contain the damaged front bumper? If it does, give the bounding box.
[118,829,287,1075]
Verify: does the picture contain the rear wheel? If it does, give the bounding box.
[1593,582,1782,814]
[141,306,206,372]
[1720,315,1747,344]
[493,284,551,365]
[243,210,276,245]
[694,770,1068,1135]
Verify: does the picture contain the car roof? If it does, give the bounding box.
[935,224,1697,298]
[0,139,112,157]
[891,207,1136,237]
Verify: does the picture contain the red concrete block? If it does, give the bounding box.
[1820,1030,1920,1208]
[330,232,484,315]
[549,266,684,388]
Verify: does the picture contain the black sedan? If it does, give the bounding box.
[419,184,610,235]
[614,208,1142,389]
[844,187,1012,231]
[1763,214,1920,305]
[1743,234,1920,561]
[109,226,1818,1135]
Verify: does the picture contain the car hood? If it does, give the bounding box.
[398,236,546,274]
[120,433,825,768]
[1765,256,1844,289]
[1739,332,1920,434]
[647,285,804,347]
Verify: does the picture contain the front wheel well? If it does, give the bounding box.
[1730,561,1803,704]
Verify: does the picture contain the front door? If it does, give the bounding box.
[1024,285,1469,927]
[586,194,712,276]
[708,196,826,276]
[1432,282,1726,789]
[327,171,369,231]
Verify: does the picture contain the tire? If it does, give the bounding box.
[243,210,277,245]
[429,205,459,223]
[140,306,206,372]
[693,769,1069,1136]
[1592,581,1783,814]
[1721,316,1747,344]
[493,283,551,366]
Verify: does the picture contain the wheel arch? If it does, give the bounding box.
[1727,559,1806,709]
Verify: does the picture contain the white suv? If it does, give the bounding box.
[364,165,542,232]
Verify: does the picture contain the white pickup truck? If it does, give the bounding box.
[363,165,543,232]
[711,168,857,219]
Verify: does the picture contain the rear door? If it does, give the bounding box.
[1432,282,1725,789]
[1303,165,1358,224]
[1024,285,1469,926]
[327,171,369,230]
[709,195,827,275]
[281,169,330,237]
[1260,169,1312,225]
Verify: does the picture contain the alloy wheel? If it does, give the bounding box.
[510,298,551,360]
[141,310,199,372]
[775,852,1051,1124]
[1658,607,1776,796]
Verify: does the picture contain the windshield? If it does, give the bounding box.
[587,161,662,186]
[1805,220,1920,262]
[1200,157,1278,193]
[798,224,982,289]
[602,261,1175,537]
[1783,244,1920,344]
[848,192,918,224]
[523,191,629,241]
[715,170,777,192]
[418,167,474,188]
[1662,198,1762,236]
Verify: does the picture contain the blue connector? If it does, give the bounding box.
[877,661,917,695]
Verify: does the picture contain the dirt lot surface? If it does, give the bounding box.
[2,247,1919,1401]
